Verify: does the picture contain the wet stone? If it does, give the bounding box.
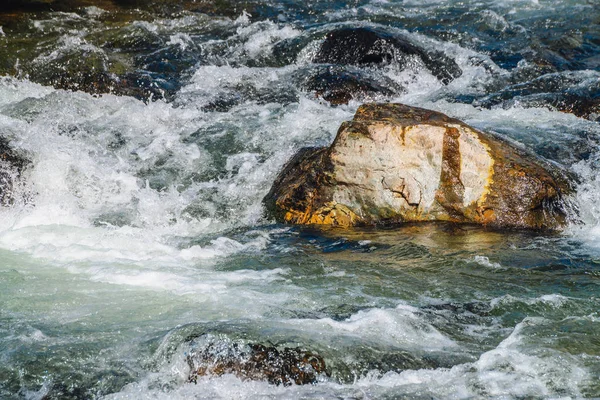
[299,65,403,105]
[187,338,327,386]
[0,0,116,13]
[554,94,600,122]
[0,138,30,206]
[313,27,463,85]
[477,71,600,123]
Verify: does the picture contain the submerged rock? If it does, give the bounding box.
[264,103,573,230]
[303,27,461,104]
[478,71,600,123]
[300,65,403,105]
[0,138,29,206]
[313,27,462,85]
[187,339,327,386]
[555,94,600,122]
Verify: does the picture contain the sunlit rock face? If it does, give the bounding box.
[265,103,573,230]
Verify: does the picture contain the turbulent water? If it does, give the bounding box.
[1,0,600,398]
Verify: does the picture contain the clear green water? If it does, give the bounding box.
[3,224,600,398]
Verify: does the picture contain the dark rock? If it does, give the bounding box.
[300,66,403,105]
[201,93,245,113]
[553,94,600,122]
[0,138,29,206]
[478,71,600,122]
[38,69,173,102]
[264,103,574,230]
[201,83,298,112]
[313,27,462,85]
[0,0,252,15]
[424,301,491,316]
[0,0,116,13]
[187,338,327,386]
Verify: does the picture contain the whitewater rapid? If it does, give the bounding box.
[1,0,600,398]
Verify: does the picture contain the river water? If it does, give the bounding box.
[1,0,600,398]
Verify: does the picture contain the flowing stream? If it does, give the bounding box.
[1,0,600,398]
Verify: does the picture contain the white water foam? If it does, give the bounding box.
[355,318,587,398]
[102,317,587,399]
[0,71,350,264]
[288,303,458,351]
[1,14,598,272]
[490,293,571,309]
[1,5,598,400]
[569,158,600,246]
[472,255,505,270]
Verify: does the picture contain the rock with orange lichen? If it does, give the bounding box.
[264,103,574,230]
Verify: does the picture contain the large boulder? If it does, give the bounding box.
[264,103,573,230]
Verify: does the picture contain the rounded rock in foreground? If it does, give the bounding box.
[187,338,327,386]
[264,103,574,230]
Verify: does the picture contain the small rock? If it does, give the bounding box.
[187,339,327,386]
[554,94,600,122]
[300,65,403,105]
[0,138,29,206]
[478,71,600,122]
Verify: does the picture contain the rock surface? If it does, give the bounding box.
[264,103,573,230]
[477,71,600,123]
[298,27,462,105]
[300,66,403,106]
[0,138,29,206]
[313,27,463,85]
[187,340,327,386]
